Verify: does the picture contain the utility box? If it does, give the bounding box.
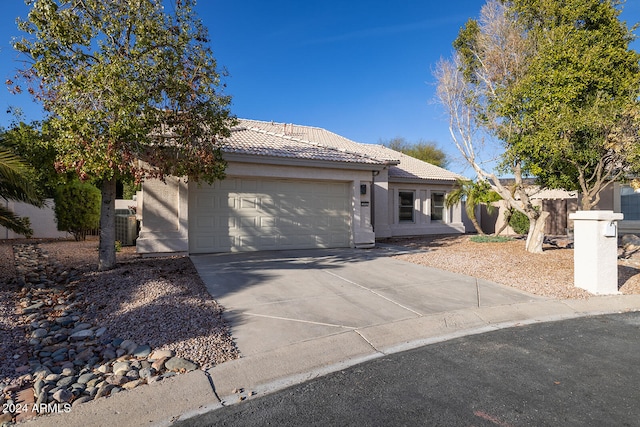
[569,210,623,294]
[115,209,138,246]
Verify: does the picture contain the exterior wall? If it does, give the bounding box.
[372,169,392,238]
[137,161,377,254]
[377,181,465,238]
[1,199,69,239]
[136,176,189,253]
[1,198,135,240]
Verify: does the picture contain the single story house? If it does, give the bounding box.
[136,119,466,254]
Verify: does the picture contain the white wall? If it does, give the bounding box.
[1,198,137,240]
[1,199,68,239]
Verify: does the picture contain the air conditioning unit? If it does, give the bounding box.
[115,213,138,246]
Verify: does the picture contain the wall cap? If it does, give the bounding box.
[569,210,624,221]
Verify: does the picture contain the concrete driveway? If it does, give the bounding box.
[190,247,543,358]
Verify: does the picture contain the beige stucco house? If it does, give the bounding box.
[136,119,465,254]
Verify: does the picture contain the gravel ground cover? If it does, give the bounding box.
[0,237,239,422]
[383,234,640,299]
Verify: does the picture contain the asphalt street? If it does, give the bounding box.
[175,312,640,427]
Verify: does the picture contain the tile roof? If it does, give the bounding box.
[225,119,462,181]
[222,120,386,166]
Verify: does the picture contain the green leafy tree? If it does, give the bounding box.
[504,0,640,211]
[12,0,236,270]
[2,121,64,197]
[0,135,43,237]
[435,0,640,252]
[54,180,101,241]
[382,137,449,168]
[445,178,502,235]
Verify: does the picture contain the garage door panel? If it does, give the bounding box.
[190,178,351,253]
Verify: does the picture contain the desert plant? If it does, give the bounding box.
[470,235,513,243]
[54,180,101,241]
[445,178,502,235]
[508,209,530,235]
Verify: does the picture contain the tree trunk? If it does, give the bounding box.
[494,209,512,236]
[467,206,485,235]
[525,210,549,254]
[98,177,117,271]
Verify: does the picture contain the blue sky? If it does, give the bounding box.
[1,0,639,176]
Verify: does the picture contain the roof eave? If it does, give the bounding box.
[388,176,460,185]
[223,152,387,171]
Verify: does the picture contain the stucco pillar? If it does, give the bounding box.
[569,210,623,295]
[353,180,375,248]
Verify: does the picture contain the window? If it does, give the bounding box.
[621,186,640,220]
[431,192,445,221]
[399,191,414,222]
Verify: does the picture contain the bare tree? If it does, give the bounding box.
[435,0,548,253]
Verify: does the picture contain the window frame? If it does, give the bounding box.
[398,190,415,223]
[431,191,446,222]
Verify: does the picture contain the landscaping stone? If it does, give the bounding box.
[1,243,204,424]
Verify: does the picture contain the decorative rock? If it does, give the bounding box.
[132,344,151,358]
[31,328,48,339]
[112,362,130,376]
[119,339,136,350]
[96,364,111,374]
[61,367,75,377]
[138,367,154,379]
[94,384,113,399]
[72,396,93,406]
[111,338,124,348]
[55,316,74,326]
[8,243,216,418]
[102,348,117,361]
[149,349,174,360]
[86,378,101,388]
[71,323,92,333]
[23,302,44,314]
[165,357,198,372]
[151,357,169,372]
[125,369,140,380]
[77,373,97,385]
[122,379,143,390]
[70,329,95,341]
[33,379,45,397]
[106,375,128,386]
[44,373,61,383]
[56,376,76,388]
[52,388,72,403]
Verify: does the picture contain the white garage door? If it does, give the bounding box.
[189,178,351,253]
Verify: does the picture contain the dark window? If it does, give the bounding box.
[399,191,414,223]
[431,192,445,221]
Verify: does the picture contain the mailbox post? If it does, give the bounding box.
[568,210,623,295]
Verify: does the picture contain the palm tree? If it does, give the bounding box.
[0,136,43,237]
[445,178,501,235]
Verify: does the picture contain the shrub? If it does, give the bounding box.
[508,210,530,235]
[54,180,101,241]
[470,235,513,243]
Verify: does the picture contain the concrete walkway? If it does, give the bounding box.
[30,247,640,427]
